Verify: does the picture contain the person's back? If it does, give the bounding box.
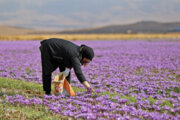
[45,38,78,51]
[41,38,79,59]
[40,38,81,68]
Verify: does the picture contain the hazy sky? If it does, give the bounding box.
[0,0,180,30]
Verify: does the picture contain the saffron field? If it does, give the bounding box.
[0,40,180,120]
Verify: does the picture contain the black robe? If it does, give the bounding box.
[39,38,86,84]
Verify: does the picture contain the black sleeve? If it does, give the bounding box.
[71,57,86,83]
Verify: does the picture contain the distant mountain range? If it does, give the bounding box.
[58,21,180,34]
[0,21,180,35]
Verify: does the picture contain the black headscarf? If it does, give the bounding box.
[80,45,94,61]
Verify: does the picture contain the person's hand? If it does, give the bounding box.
[87,87,94,93]
[58,72,66,81]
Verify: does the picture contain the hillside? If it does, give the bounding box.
[0,26,39,35]
[59,21,180,34]
[1,21,180,35]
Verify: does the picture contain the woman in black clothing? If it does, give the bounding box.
[39,38,94,95]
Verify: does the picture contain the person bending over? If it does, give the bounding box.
[39,38,94,95]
